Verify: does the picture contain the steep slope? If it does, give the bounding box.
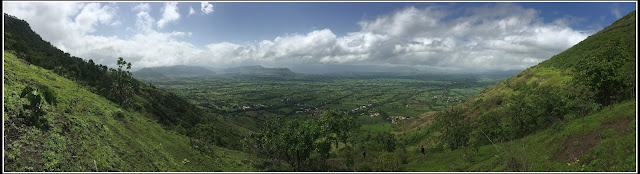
[4,13,251,153]
[401,100,635,171]
[460,10,635,142]
[4,14,255,171]
[3,52,253,171]
[403,11,636,172]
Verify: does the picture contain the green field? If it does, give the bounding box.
[141,74,498,131]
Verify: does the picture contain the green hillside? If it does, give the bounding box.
[400,100,635,172]
[3,51,253,171]
[400,11,636,171]
[4,13,256,172]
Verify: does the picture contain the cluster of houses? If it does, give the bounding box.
[433,95,463,103]
[294,108,327,116]
[390,116,411,124]
[240,104,267,110]
[367,111,410,124]
[352,104,373,111]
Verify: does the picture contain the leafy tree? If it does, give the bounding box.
[279,119,322,170]
[434,107,469,150]
[254,115,336,171]
[574,39,634,106]
[319,111,358,147]
[110,57,135,105]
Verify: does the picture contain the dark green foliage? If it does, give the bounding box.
[191,122,243,151]
[109,57,135,105]
[349,130,397,152]
[18,86,57,129]
[573,39,635,106]
[434,107,469,150]
[539,11,635,106]
[319,111,359,147]
[254,116,328,171]
[253,112,363,171]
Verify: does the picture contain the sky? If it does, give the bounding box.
[3,1,636,72]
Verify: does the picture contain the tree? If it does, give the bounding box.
[434,107,469,150]
[254,115,336,171]
[110,57,135,105]
[574,39,634,106]
[279,119,322,170]
[319,111,358,147]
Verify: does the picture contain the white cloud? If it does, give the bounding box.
[201,2,214,15]
[133,3,154,32]
[157,2,180,29]
[611,5,622,18]
[132,3,149,12]
[188,6,195,17]
[74,3,119,33]
[3,2,591,71]
[194,4,590,71]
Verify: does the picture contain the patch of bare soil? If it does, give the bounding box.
[552,131,600,162]
[603,117,633,134]
[552,117,634,162]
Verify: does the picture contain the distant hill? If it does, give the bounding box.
[289,64,425,74]
[132,67,168,79]
[223,65,295,76]
[133,65,215,79]
[378,65,421,73]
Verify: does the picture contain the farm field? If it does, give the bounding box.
[140,74,505,131]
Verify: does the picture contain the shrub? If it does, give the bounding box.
[19,86,56,130]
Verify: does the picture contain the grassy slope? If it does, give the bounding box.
[464,10,636,118]
[400,11,636,171]
[401,100,635,171]
[4,51,253,172]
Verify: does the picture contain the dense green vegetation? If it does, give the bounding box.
[4,14,253,171]
[3,13,254,151]
[4,52,253,171]
[405,11,636,171]
[435,10,635,150]
[141,73,496,130]
[138,68,500,171]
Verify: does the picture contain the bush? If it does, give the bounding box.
[434,107,470,150]
[19,86,56,130]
